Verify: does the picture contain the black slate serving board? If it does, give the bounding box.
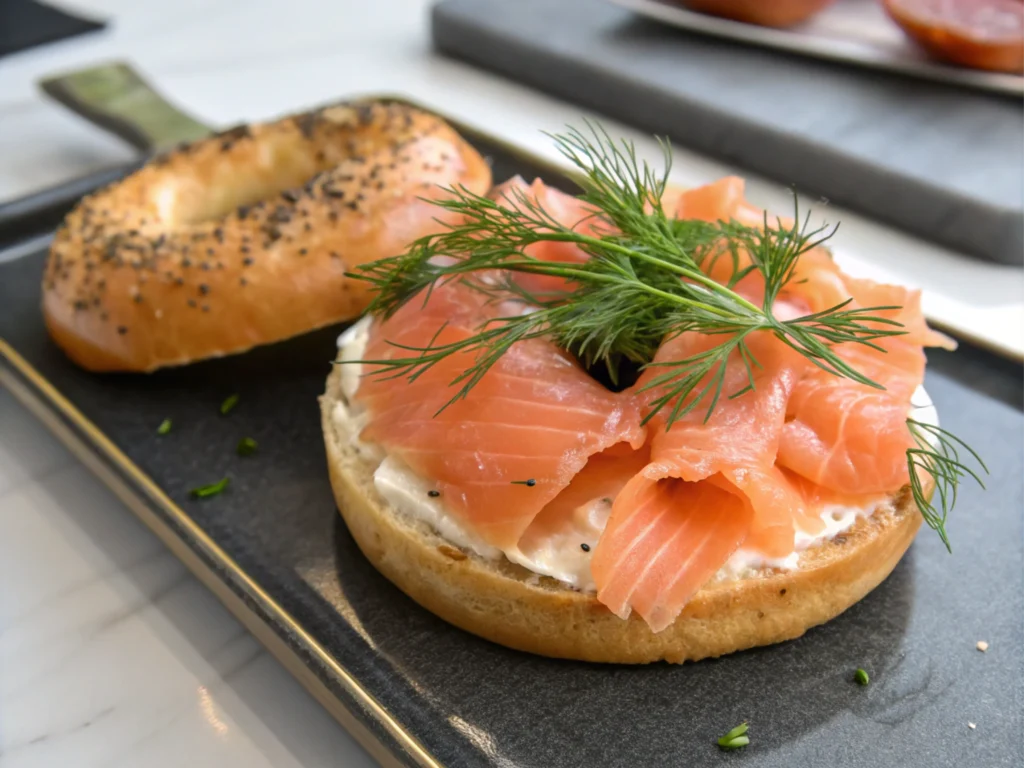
[1,129,1022,768]
[431,0,1024,267]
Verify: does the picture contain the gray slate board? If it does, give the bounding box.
[3,190,1023,766]
[432,0,1024,265]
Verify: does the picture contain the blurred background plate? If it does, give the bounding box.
[609,0,1024,96]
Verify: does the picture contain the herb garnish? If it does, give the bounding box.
[906,419,987,552]
[190,477,230,499]
[156,418,172,435]
[347,124,985,548]
[237,437,258,457]
[854,668,870,686]
[717,722,749,750]
[220,393,240,415]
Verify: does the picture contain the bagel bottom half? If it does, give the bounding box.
[320,366,923,664]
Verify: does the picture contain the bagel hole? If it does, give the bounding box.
[177,136,343,224]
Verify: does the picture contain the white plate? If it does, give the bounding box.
[609,0,1024,97]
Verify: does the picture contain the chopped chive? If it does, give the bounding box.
[511,478,537,487]
[236,437,258,457]
[719,723,748,741]
[220,393,240,415]
[156,418,172,435]
[854,668,869,686]
[427,489,441,498]
[190,477,230,499]
[717,722,749,750]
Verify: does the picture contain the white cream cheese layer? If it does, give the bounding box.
[334,317,937,591]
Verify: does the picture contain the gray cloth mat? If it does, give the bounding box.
[432,0,1024,266]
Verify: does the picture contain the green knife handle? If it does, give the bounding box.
[39,61,213,153]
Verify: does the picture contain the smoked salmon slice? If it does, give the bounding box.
[585,329,812,630]
[641,331,805,482]
[776,281,946,495]
[355,279,645,549]
[592,474,753,631]
[718,466,816,558]
[489,176,601,296]
[778,378,918,495]
[667,177,942,500]
[674,176,764,227]
[842,275,955,350]
[520,445,652,547]
[516,446,652,570]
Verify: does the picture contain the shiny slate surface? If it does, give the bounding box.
[1,136,1022,767]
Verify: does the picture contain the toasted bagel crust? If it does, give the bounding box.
[320,365,923,664]
[43,100,491,372]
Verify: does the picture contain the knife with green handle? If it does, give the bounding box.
[39,61,214,151]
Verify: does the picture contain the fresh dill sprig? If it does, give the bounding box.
[349,123,904,426]
[906,419,988,553]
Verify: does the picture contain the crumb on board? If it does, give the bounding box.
[976,641,989,652]
[968,723,977,730]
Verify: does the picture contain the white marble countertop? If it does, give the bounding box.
[1,1,1021,766]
